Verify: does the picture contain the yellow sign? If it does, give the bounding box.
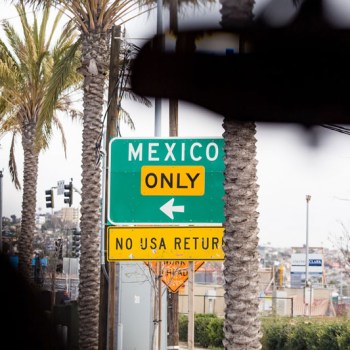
[145,261,205,293]
[106,226,224,261]
[141,165,205,196]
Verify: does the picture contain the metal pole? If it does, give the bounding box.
[188,261,194,350]
[158,263,162,350]
[155,0,163,137]
[305,194,311,316]
[0,170,2,253]
[104,25,122,350]
[305,195,311,286]
[155,4,163,349]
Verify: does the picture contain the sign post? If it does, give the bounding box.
[57,180,65,195]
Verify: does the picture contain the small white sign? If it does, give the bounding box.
[57,180,65,195]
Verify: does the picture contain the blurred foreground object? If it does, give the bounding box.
[0,253,63,349]
[131,0,350,125]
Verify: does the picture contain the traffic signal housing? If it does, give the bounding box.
[55,239,63,273]
[64,181,73,207]
[45,189,54,208]
[71,229,81,258]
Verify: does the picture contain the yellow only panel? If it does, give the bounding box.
[141,165,205,196]
[107,226,224,261]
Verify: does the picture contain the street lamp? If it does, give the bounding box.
[305,195,311,286]
[305,194,311,316]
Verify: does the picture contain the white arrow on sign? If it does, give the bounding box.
[160,198,185,219]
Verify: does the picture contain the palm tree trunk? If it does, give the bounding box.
[219,1,261,348]
[79,31,110,350]
[223,120,261,349]
[18,121,39,282]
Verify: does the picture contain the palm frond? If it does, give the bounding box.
[46,7,64,49]
[122,89,152,107]
[9,132,21,190]
[0,113,20,133]
[0,59,20,88]
[118,107,135,130]
[16,2,37,63]
[37,38,81,145]
[52,114,67,157]
[1,21,24,69]
[38,3,50,52]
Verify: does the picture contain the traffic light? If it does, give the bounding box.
[64,181,73,207]
[71,229,81,258]
[55,239,63,259]
[55,239,63,273]
[45,189,54,208]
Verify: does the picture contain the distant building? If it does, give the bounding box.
[36,214,46,225]
[290,247,326,288]
[57,207,80,226]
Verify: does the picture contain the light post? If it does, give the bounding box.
[305,195,311,285]
[305,194,311,316]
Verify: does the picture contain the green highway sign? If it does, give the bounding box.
[107,137,224,225]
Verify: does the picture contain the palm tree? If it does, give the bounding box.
[18,1,153,348]
[0,2,81,282]
[219,1,262,349]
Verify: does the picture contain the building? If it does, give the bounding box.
[57,207,80,226]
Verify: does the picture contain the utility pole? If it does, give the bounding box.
[167,1,180,349]
[99,25,122,350]
[305,194,311,316]
[188,262,194,350]
[155,2,163,350]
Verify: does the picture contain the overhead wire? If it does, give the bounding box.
[320,124,350,136]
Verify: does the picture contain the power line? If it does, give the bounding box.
[321,124,350,136]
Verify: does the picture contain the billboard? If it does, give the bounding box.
[290,253,324,288]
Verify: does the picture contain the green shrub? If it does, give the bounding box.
[261,318,350,350]
[179,314,188,341]
[261,318,290,350]
[318,322,346,350]
[337,322,350,350]
[194,314,216,347]
[178,313,222,347]
[207,317,224,347]
[286,321,320,350]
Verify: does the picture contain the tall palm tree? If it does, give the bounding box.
[19,1,152,348]
[0,2,81,282]
[219,0,262,349]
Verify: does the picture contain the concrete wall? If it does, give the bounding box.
[178,283,334,317]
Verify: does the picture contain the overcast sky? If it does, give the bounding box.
[2,0,350,249]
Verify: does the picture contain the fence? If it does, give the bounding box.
[178,294,294,317]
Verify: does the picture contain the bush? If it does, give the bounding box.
[180,315,350,349]
[195,314,216,347]
[261,318,350,350]
[318,322,346,350]
[178,313,223,348]
[207,317,224,347]
[286,321,321,350]
[261,318,290,350]
[179,314,188,341]
[335,322,350,349]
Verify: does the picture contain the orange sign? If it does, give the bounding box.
[146,261,205,293]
